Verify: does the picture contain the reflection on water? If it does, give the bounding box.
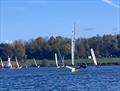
[0,66,120,91]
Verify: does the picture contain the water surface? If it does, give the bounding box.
[0,66,120,91]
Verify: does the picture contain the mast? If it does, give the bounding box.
[71,23,75,65]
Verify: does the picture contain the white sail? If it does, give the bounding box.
[71,23,75,65]
[57,48,64,67]
[7,57,12,68]
[0,58,4,68]
[55,53,59,68]
[91,48,97,66]
[33,58,38,67]
[66,65,74,69]
[15,57,20,68]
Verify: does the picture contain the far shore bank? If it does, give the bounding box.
[0,57,120,68]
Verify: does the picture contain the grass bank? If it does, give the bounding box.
[26,57,120,67]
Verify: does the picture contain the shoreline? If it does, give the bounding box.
[1,62,120,69]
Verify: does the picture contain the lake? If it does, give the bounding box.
[0,66,120,91]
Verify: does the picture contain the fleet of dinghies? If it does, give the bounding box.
[0,55,41,69]
[0,24,97,70]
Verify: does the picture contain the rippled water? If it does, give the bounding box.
[0,66,120,91]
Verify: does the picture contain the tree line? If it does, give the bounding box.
[0,34,120,61]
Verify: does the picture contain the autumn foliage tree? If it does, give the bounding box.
[0,34,120,62]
